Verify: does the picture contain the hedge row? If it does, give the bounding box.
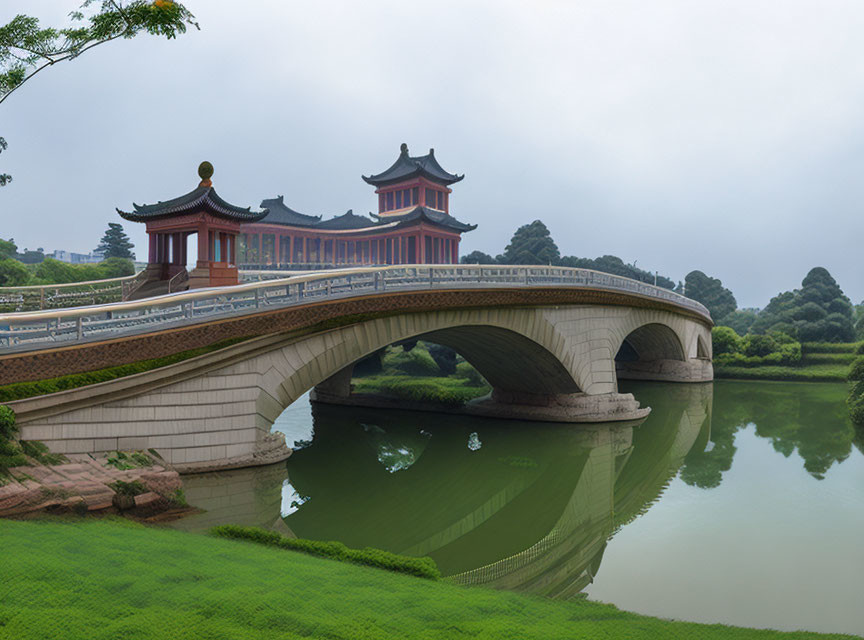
[800,352,858,365]
[210,525,441,580]
[713,365,848,382]
[0,337,250,403]
[801,342,864,354]
[352,375,489,406]
[713,347,801,368]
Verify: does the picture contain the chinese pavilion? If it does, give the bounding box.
[239,144,476,267]
[118,162,267,290]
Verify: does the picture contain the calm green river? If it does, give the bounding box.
[173,381,864,637]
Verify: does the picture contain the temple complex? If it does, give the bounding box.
[117,145,475,293]
[238,143,476,267]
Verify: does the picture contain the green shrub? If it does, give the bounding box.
[20,440,65,465]
[108,480,148,496]
[848,357,864,382]
[743,334,778,357]
[382,346,441,377]
[209,525,441,580]
[353,375,489,406]
[106,451,153,470]
[711,326,742,355]
[856,343,864,355]
[455,361,486,386]
[713,341,801,367]
[0,405,17,440]
[0,258,31,286]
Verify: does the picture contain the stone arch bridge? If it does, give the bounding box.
[0,266,713,472]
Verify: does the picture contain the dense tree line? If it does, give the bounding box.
[0,228,135,287]
[461,220,677,290]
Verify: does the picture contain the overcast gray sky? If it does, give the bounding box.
[2,0,863,308]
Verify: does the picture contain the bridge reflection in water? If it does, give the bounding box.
[173,382,711,597]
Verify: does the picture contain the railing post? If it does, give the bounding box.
[298,282,305,299]
[76,316,83,340]
[185,302,192,319]
[373,272,379,291]
[429,267,434,288]
[255,288,261,309]
[40,287,45,310]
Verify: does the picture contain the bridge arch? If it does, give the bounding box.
[14,304,713,471]
[616,323,687,364]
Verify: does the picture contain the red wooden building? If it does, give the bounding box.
[239,144,476,267]
[118,162,266,291]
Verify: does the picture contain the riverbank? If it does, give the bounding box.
[712,341,860,383]
[0,451,186,519]
[0,518,856,639]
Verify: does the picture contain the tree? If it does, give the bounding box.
[95,222,135,259]
[1,1,198,185]
[711,326,742,356]
[722,308,759,335]
[560,254,676,290]
[749,267,856,342]
[0,258,30,286]
[460,250,496,265]
[0,237,16,260]
[497,220,560,265]
[684,270,737,322]
[855,302,864,340]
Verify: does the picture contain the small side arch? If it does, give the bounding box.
[616,323,686,363]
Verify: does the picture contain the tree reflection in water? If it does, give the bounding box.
[679,380,857,486]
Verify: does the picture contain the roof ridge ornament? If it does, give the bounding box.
[400,142,409,156]
[198,161,214,188]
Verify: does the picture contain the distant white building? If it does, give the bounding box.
[50,249,104,264]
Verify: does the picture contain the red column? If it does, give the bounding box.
[274,234,281,265]
[148,233,157,262]
[197,226,208,267]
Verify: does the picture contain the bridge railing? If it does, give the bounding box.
[0,272,145,312]
[0,265,710,352]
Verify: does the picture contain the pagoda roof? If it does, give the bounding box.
[259,196,322,227]
[375,206,477,233]
[315,210,378,230]
[363,143,464,187]
[118,184,267,223]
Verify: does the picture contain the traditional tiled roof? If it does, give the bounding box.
[315,210,378,230]
[258,196,322,227]
[375,206,477,233]
[118,185,267,223]
[363,143,464,187]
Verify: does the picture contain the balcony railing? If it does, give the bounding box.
[0,265,711,353]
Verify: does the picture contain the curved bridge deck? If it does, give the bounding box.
[0,265,709,353]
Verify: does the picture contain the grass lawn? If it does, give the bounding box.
[0,519,856,640]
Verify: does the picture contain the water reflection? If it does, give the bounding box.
[281,382,712,595]
[680,381,857,486]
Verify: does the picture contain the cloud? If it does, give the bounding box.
[2,0,863,307]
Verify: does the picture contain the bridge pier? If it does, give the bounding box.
[465,389,649,423]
